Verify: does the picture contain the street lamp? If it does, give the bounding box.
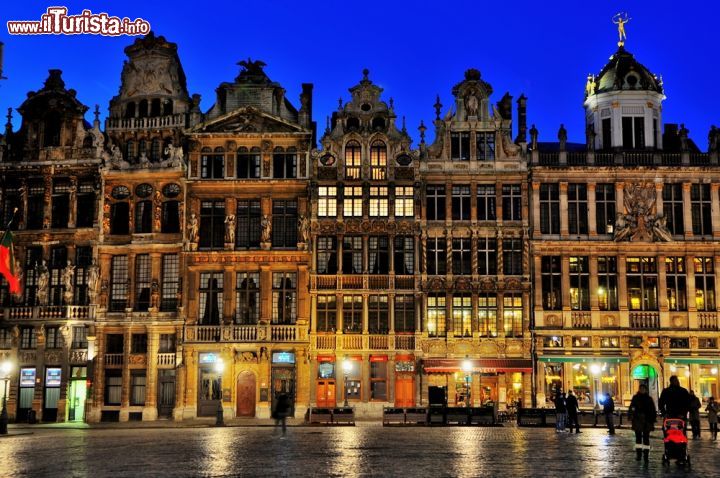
[462,359,472,408]
[342,358,352,407]
[0,359,12,435]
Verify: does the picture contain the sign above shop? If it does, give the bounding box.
[20,368,36,387]
[199,353,219,364]
[272,352,295,364]
[45,368,62,387]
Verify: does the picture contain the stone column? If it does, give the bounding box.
[561,256,570,312]
[617,255,628,328]
[559,182,569,237]
[388,292,395,334]
[711,183,720,238]
[658,255,669,329]
[615,182,625,217]
[469,182,478,221]
[260,265,271,323]
[533,255,543,316]
[682,183,693,237]
[687,255,697,314]
[144,330,159,420]
[655,182,664,217]
[714,256,720,318]
[531,182,541,238]
[68,176,78,229]
[589,257,599,327]
[587,182,597,236]
[120,329,132,421]
[362,293,369,334]
[445,181,453,225]
[224,266,234,324]
[298,265,310,326]
[495,182,503,225]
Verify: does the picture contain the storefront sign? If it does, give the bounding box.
[45,368,62,387]
[395,361,415,372]
[199,352,219,364]
[20,368,36,387]
[272,352,295,364]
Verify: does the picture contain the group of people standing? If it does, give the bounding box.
[553,375,718,464]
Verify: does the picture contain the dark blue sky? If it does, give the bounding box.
[1,1,717,148]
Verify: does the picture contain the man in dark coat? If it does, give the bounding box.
[629,384,657,464]
[554,392,567,432]
[688,390,701,438]
[602,393,615,435]
[658,375,691,420]
[273,392,291,436]
[566,390,581,433]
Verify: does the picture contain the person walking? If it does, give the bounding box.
[555,391,567,432]
[706,396,718,440]
[658,375,690,420]
[566,390,581,433]
[629,384,657,464]
[273,392,290,436]
[602,392,616,435]
[688,390,701,439]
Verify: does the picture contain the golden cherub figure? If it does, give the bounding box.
[612,12,631,46]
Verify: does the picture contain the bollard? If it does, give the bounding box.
[215,401,224,427]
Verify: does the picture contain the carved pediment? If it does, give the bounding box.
[191,107,305,134]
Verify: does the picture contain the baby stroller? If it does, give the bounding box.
[662,418,691,469]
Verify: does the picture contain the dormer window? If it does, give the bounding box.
[138,99,148,118]
[163,99,173,116]
[451,132,470,161]
[625,73,639,89]
[370,141,387,180]
[371,117,386,131]
[622,116,645,149]
[360,103,372,112]
[344,141,361,179]
[476,132,495,161]
[125,102,136,119]
[346,117,360,132]
[43,111,62,147]
[150,98,161,117]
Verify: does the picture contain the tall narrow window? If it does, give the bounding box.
[503,293,523,338]
[23,247,42,306]
[691,184,712,236]
[601,117,612,149]
[74,247,92,306]
[43,111,62,147]
[595,184,616,235]
[477,238,497,275]
[452,238,471,275]
[569,256,590,311]
[110,255,129,312]
[368,295,389,333]
[161,201,180,233]
[159,333,176,353]
[1,187,20,231]
[316,237,337,274]
[316,295,337,333]
[200,147,225,179]
[476,185,496,221]
[478,293,497,337]
[452,185,471,221]
[622,116,645,149]
[235,272,259,324]
[567,184,588,235]
[160,254,179,312]
[502,184,522,221]
[271,200,297,248]
[369,187,388,217]
[237,147,261,178]
[451,132,470,160]
[26,183,45,230]
[342,295,363,333]
[476,132,495,161]
[626,257,658,311]
[541,256,562,310]
[51,180,70,229]
[368,236,389,274]
[426,185,446,221]
[539,184,560,234]
[76,182,96,228]
[199,272,223,325]
[236,200,261,249]
[452,294,472,337]
[427,237,446,275]
[110,202,130,235]
[665,257,687,312]
[134,200,153,233]
[49,247,67,306]
[199,200,225,250]
[131,371,147,406]
[344,141,361,179]
[272,272,297,324]
[133,255,150,311]
[663,184,684,236]
[427,294,446,337]
[394,186,414,217]
[343,186,363,217]
[370,141,387,180]
[393,236,414,275]
[694,257,716,311]
[150,138,161,162]
[272,147,297,178]
[502,239,522,275]
[597,257,618,311]
[318,186,338,218]
[342,236,363,274]
[394,295,415,333]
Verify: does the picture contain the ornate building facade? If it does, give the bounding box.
[1,28,719,421]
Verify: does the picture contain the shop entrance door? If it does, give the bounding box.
[272,367,295,417]
[316,380,336,407]
[479,375,498,406]
[157,370,176,418]
[632,365,659,404]
[236,371,256,417]
[395,375,415,408]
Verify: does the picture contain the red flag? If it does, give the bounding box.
[0,230,20,294]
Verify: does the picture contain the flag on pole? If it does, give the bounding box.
[0,229,20,294]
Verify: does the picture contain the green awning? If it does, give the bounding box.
[665,358,720,365]
[538,356,628,364]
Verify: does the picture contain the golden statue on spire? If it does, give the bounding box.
[612,12,631,47]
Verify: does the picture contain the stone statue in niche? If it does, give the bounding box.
[260,215,272,244]
[36,260,50,305]
[62,260,75,305]
[87,258,100,303]
[465,93,479,118]
[224,214,236,244]
[297,214,310,245]
[187,213,199,244]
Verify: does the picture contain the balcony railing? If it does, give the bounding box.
[533,150,716,167]
[3,305,95,321]
[184,324,306,343]
[104,354,123,366]
[106,114,186,131]
[312,275,417,291]
[630,312,660,329]
[312,333,416,352]
[157,353,176,367]
[698,312,718,330]
[571,312,592,329]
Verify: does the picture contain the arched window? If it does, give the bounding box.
[138,99,148,118]
[161,201,180,233]
[125,102,136,119]
[134,200,153,233]
[82,134,94,149]
[163,99,173,116]
[110,203,130,235]
[138,139,147,159]
[43,111,62,147]
[150,138,161,162]
[125,140,135,161]
[344,141,361,179]
[150,98,161,117]
[370,140,387,180]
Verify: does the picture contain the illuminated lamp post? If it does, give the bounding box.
[0,360,12,435]
[342,358,352,407]
[462,359,473,408]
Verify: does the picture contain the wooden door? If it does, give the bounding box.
[236,371,256,417]
[316,380,336,407]
[395,375,415,408]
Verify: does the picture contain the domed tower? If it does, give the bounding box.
[583,20,665,151]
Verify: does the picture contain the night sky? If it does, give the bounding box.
[1,1,717,147]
